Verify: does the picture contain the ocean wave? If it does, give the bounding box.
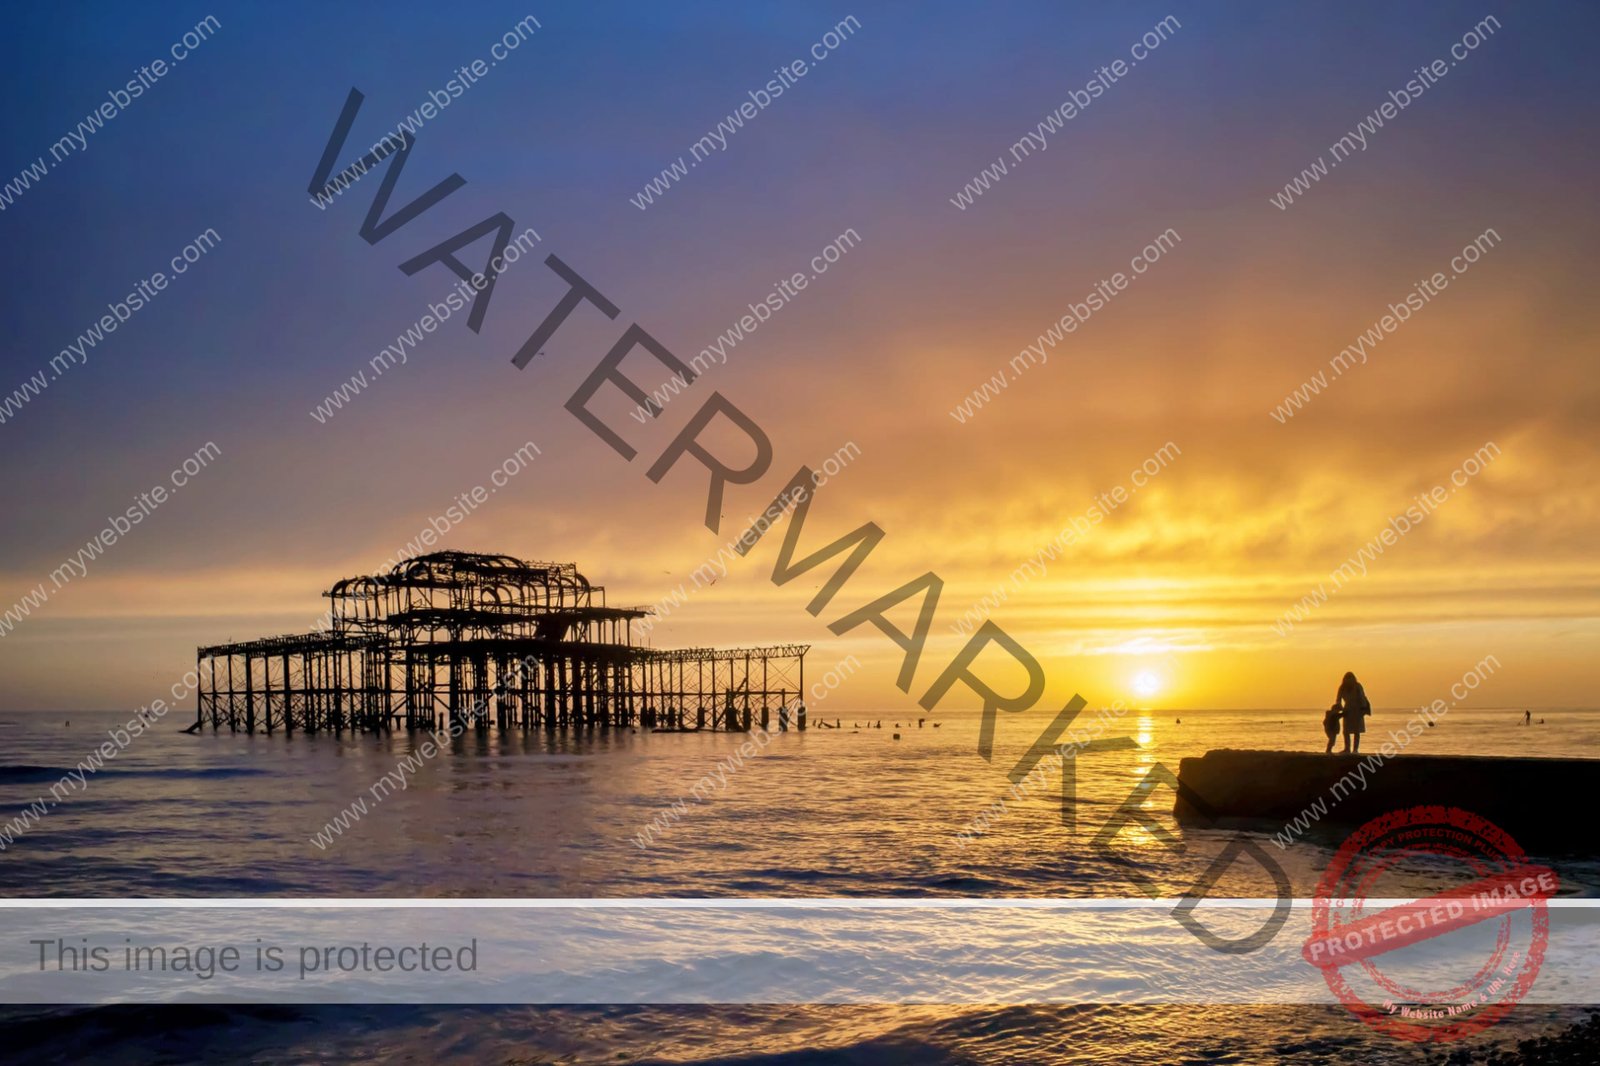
[0,765,80,783]
[0,764,271,783]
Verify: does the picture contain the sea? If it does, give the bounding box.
[2,705,1596,1064]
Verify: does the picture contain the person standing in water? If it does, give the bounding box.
[1335,672,1371,753]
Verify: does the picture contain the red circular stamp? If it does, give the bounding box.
[1302,806,1556,1043]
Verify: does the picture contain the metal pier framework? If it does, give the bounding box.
[195,552,808,734]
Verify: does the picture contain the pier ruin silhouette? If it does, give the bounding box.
[194,551,808,734]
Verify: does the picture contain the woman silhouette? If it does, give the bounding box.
[1335,672,1371,753]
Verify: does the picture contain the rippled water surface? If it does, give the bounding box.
[2,707,1597,1062]
[6,706,1598,898]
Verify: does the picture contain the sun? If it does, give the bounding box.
[1132,670,1163,699]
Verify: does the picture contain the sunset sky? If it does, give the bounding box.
[2,2,1597,713]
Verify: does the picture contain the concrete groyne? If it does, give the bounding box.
[1173,749,1600,853]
